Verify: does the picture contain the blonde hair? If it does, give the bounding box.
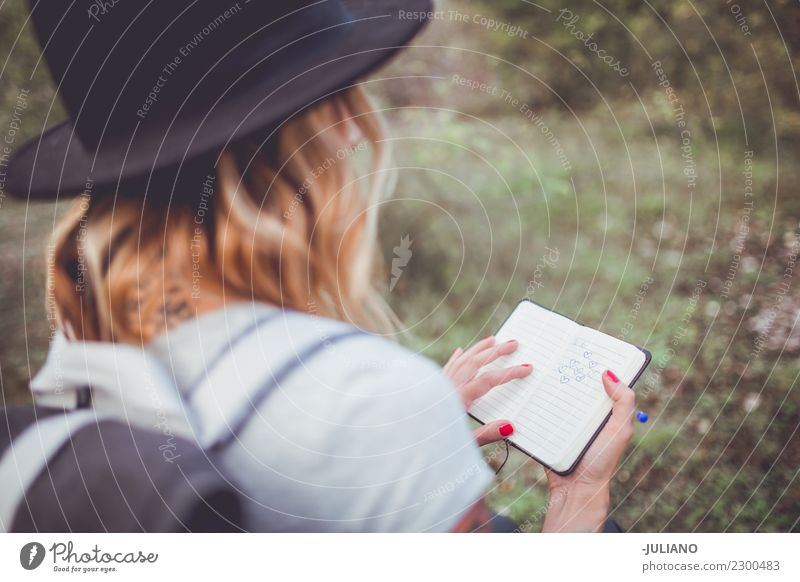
[47,87,398,345]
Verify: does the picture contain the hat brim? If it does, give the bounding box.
[6,0,432,200]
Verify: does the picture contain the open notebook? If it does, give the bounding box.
[469,299,650,475]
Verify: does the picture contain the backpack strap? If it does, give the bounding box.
[184,309,284,395]
[0,410,104,532]
[215,328,365,449]
[187,325,365,450]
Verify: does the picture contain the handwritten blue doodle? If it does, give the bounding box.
[558,340,602,385]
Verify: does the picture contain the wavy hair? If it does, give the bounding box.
[47,87,398,345]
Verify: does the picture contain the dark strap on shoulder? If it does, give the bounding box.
[211,328,365,450]
[186,309,284,395]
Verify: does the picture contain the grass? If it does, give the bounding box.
[378,97,800,532]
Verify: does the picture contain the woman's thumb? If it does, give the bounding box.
[602,370,635,407]
[473,420,515,447]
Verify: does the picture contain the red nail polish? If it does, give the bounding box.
[606,370,620,383]
[499,423,514,437]
[522,363,532,368]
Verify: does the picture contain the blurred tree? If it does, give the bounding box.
[475,0,800,145]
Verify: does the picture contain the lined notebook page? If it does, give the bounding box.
[469,302,575,434]
[469,301,647,472]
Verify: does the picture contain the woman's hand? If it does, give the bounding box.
[543,370,636,532]
[443,335,533,446]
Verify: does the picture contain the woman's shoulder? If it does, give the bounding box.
[263,304,453,399]
[150,301,449,396]
[190,305,490,532]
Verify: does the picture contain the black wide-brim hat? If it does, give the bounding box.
[6,0,432,200]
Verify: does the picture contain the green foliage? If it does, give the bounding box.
[381,104,800,532]
[473,0,800,146]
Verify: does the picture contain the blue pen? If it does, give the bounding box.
[636,411,649,423]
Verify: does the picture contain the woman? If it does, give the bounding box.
[10,0,635,532]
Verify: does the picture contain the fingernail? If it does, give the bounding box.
[484,335,494,341]
[522,363,532,368]
[499,423,514,437]
[506,339,517,344]
[605,370,620,383]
